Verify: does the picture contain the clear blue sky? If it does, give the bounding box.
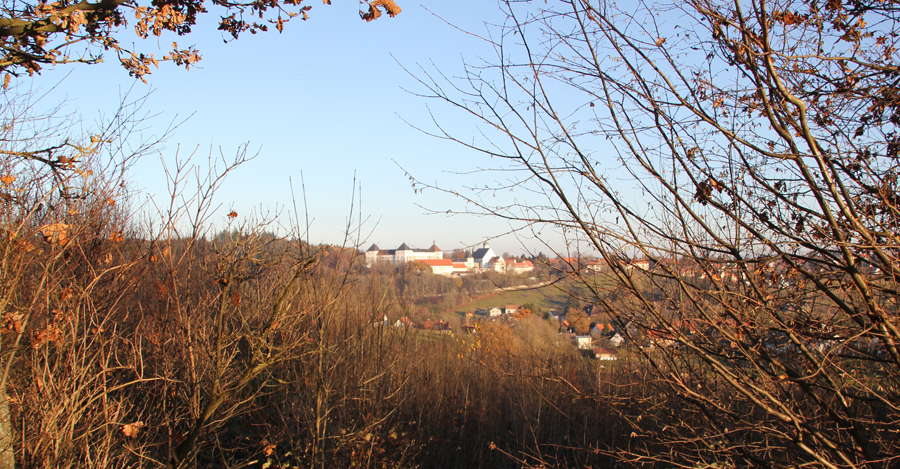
[23,1,595,257]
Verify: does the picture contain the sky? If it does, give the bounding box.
[18,1,596,257]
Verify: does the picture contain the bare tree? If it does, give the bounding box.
[410,0,900,466]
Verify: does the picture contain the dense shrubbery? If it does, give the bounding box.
[0,90,630,469]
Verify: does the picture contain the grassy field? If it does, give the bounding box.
[446,281,569,316]
[440,273,622,324]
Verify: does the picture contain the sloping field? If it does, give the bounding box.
[448,280,570,314]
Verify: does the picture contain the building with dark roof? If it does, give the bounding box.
[364,242,444,266]
[472,242,497,269]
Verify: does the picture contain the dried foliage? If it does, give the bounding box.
[0,84,624,469]
[410,0,900,467]
[0,0,401,80]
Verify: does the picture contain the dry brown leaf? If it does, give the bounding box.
[379,0,401,17]
[362,0,401,21]
[122,421,144,438]
[39,223,70,246]
[362,3,381,21]
[33,325,61,348]
[782,11,802,26]
[52,309,67,322]
[1,312,24,334]
[227,211,238,219]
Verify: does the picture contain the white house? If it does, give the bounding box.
[594,348,618,360]
[609,333,625,347]
[414,258,455,275]
[488,256,506,272]
[574,335,592,349]
[507,259,534,274]
[472,242,497,269]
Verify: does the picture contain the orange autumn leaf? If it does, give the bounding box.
[1,312,24,334]
[232,292,241,306]
[0,174,14,186]
[362,0,401,22]
[361,3,381,21]
[39,223,70,246]
[227,211,238,219]
[33,325,61,348]
[122,421,144,438]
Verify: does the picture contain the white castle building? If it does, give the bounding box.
[364,242,443,266]
[364,241,533,276]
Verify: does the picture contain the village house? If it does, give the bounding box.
[413,258,455,275]
[625,259,650,271]
[394,317,415,328]
[507,259,534,274]
[423,319,451,332]
[585,259,608,272]
[472,242,498,269]
[574,335,592,350]
[593,348,619,360]
[488,256,506,272]
[609,333,625,347]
